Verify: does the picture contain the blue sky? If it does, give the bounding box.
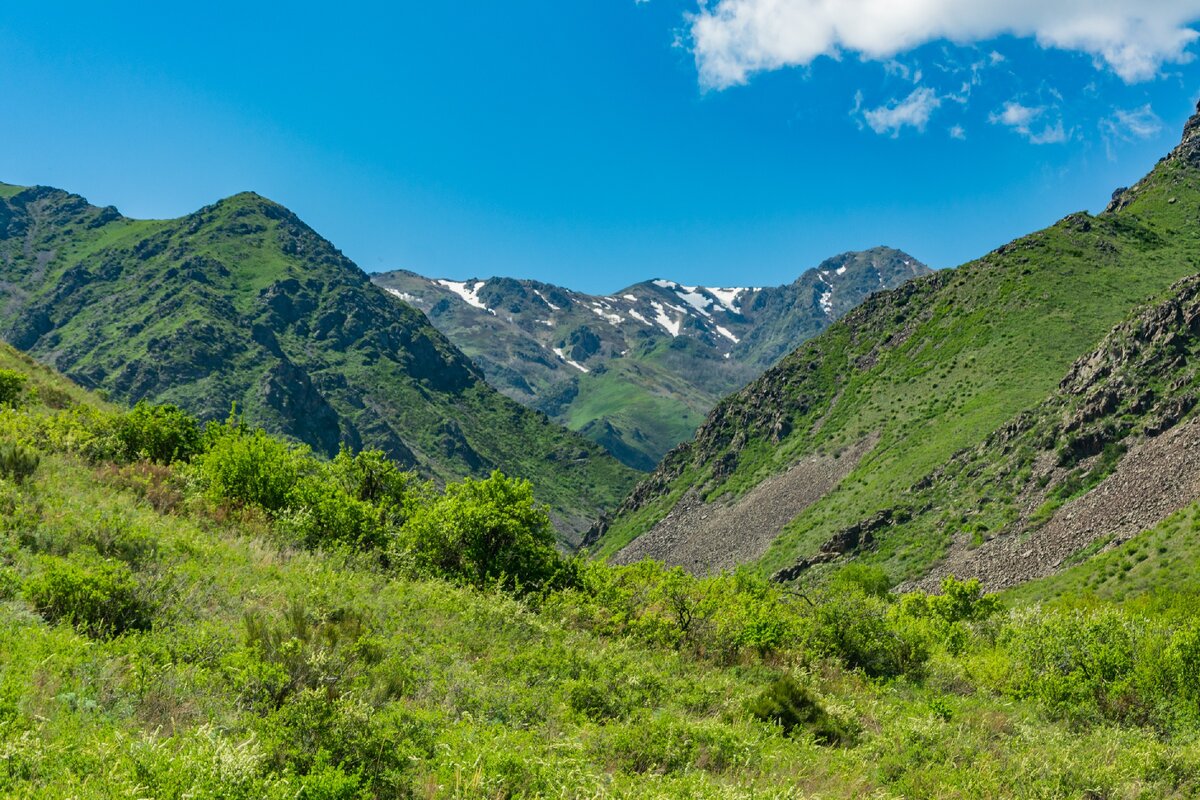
[2,2,1200,293]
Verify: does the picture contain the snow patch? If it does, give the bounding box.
[676,288,713,318]
[437,280,494,314]
[628,309,651,326]
[384,288,421,304]
[622,294,638,302]
[533,289,561,311]
[650,301,682,337]
[552,347,590,373]
[819,289,833,315]
[835,265,847,276]
[714,325,740,344]
[537,319,554,327]
[706,287,746,313]
[652,279,679,290]
[590,307,624,326]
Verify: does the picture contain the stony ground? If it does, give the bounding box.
[613,436,877,574]
[908,416,1200,591]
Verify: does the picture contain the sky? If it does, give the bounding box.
[2,2,1200,294]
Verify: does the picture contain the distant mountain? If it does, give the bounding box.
[0,184,636,541]
[590,100,1200,589]
[372,248,930,470]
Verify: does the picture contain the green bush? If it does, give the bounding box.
[283,477,388,550]
[330,447,423,521]
[398,471,564,593]
[0,440,39,484]
[747,676,854,745]
[116,402,204,464]
[0,369,27,407]
[24,556,151,638]
[194,428,309,512]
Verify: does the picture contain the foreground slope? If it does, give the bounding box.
[0,185,635,540]
[3,347,1200,798]
[373,249,929,469]
[594,101,1200,583]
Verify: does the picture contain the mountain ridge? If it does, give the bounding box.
[372,248,930,469]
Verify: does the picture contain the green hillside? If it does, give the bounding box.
[3,349,1200,797]
[0,186,636,541]
[595,103,1200,582]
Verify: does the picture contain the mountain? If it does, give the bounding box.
[372,248,930,470]
[0,184,636,541]
[591,100,1200,588]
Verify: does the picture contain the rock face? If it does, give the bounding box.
[371,248,931,470]
[0,185,637,543]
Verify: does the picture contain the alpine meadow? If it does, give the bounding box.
[6,3,1200,798]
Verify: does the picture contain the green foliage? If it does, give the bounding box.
[24,556,150,638]
[115,402,203,464]
[747,676,854,745]
[0,440,39,484]
[0,369,27,407]
[398,471,564,593]
[194,426,310,513]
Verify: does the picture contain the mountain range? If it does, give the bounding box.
[593,101,1200,592]
[372,248,930,469]
[0,183,635,541]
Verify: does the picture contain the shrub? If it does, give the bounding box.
[283,477,388,550]
[748,676,854,745]
[0,369,27,407]
[398,471,563,593]
[0,441,39,484]
[116,402,204,464]
[330,447,423,522]
[24,556,151,638]
[194,428,309,513]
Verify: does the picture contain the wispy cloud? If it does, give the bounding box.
[689,1,1200,89]
[989,100,1071,144]
[856,87,942,137]
[1099,104,1165,158]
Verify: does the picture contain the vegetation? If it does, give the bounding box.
[0,186,638,544]
[4,350,1200,797]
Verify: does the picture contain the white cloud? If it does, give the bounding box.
[858,87,942,136]
[689,1,1200,89]
[949,124,966,139]
[989,100,1071,144]
[990,100,1043,130]
[1100,104,1164,140]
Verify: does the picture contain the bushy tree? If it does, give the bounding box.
[116,402,204,464]
[399,471,563,593]
[194,428,310,513]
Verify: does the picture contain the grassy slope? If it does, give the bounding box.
[0,188,636,541]
[3,350,1200,798]
[597,151,1200,575]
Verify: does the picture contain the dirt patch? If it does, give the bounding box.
[612,435,879,575]
[907,416,1200,592]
